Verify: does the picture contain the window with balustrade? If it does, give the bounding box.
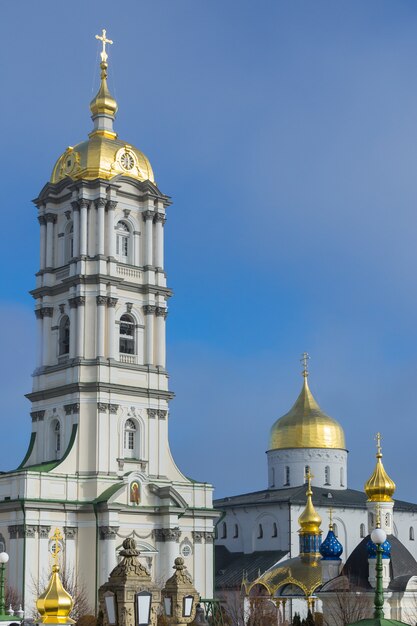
[119,314,135,355]
[116,221,131,263]
[123,419,138,458]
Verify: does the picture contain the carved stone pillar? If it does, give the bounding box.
[38,215,46,270]
[71,201,80,258]
[75,296,86,357]
[68,298,78,359]
[143,305,156,365]
[143,210,154,267]
[79,199,89,257]
[106,201,117,258]
[155,307,167,368]
[41,306,53,366]
[45,213,57,268]
[96,296,107,357]
[96,198,106,256]
[154,213,166,269]
[107,297,118,359]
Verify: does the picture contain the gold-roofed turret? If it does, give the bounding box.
[36,529,74,624]
[364,433,396,502]
[269,354,346,451]
[50,30,154,185]
[298,470,322,535]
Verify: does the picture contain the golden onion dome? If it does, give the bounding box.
[298,472,322,535]
[37,564,74,624]
[51,31,154,185]
[269,374,346,451]
[364,433,396,502]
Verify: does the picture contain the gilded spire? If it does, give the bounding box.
[298,469,322,535]
[301,352,310,378]
[364,433,396,502]
[90,29,118,126]
[36,529,74,624]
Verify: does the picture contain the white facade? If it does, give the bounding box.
[0,60,217,615]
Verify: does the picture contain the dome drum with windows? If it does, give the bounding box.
[50,29,154,185]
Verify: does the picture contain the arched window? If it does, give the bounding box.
[59,316,70,356]
[333,522,338,537]
[233,524,239,539]
[285,466,290,486]
[116,221,130,263]
[271,467,275,487]
[340,467,344,487]
[258,524,263,539]
[124,419,137,458]
[119,314,135,354]
[65,223,74,263]
[385,513,390,526]
[0,534,6,553]
[272,523,278,538]
[54,421,61,454]
[410,527,415,541]
[360,523,365,538]
[325,466,331,485]
[221,522,227,539]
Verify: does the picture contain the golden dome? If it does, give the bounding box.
[51,33,154,185]
[37,564,74,624]
[298,472,322,535]
[364,433,396,502]
[269,375,346,451]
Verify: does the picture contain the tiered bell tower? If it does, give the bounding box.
[25,30,172,479]
[0,31,216,611]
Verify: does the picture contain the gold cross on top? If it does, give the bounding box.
[51,528,63,567]
[328,507,333,529]
[301,352,310,378]
[376,432,382,456]
[95,29,113,62]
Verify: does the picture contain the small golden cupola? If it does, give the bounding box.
[36,529,74,624]
[364,432,396,502]
[50,29,154,185]
[298,470,322,536]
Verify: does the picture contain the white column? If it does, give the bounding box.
[143,211,154,267]
[155,308,166,367]
[133,231,140,266]
[63,528,77,571]
[39,216,46,270]
[35,309,43,367]
[98,528,119,585]
[96,296,107,357]
[76,297,85,357]
[68,299,77,358]
[154,213,165,269]
[79,200,88,257]
[107,298,118,359]
[106,201,117,257]
[45,213,56,268]
[96,198,106,256]
[72,203,80,258]
[144,306,155,365]
[42,306,53,366]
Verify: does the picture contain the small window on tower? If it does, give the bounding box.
[325,466,331,485]
[233,524,239,538]
[55,422,61,453]
[59,316,70,356]
[116,221,131,263]
[123,419,137,459]
[258,524,263,539]
[410,527,414,541]
[360,523,365,538]
[285,466,290,486]
[119,314,135,355]
[340,467,344,487]
[272,523,278,538]
[221,522,227,539]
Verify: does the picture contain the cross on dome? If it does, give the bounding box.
[95,28,113,63]
[376,432,382,457]
[50,528,63,567]
[301,352,310,378]
[328,507,334,529]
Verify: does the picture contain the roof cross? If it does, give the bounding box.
[375,432,382,457]
[301,352,310,378]
[50,527,63,568]
[95,28,113,63]
[328,507,333,529]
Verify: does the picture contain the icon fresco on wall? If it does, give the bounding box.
[130,481,140,505]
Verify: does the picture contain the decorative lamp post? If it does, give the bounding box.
[370,525,386,620]
[162,558,200,626]
[0,552,9,616]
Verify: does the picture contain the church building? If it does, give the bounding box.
[214,358,417,622]
[0,31,217,613]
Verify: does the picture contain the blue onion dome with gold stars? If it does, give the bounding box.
[367,537,391,560]
[51,29,154,186]
[320,511,343,560]
[269,354,346,451]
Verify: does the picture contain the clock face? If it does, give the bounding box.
[120,151,135,171]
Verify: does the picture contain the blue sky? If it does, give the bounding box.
[1,1,417,499]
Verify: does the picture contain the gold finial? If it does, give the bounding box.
[301,352,310,378]
[298,468,322,535]
[95,28,113,64]
[306,467,313,492]
[36,529,74,624]
[328,507,334,530]
[364,433,396,502]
